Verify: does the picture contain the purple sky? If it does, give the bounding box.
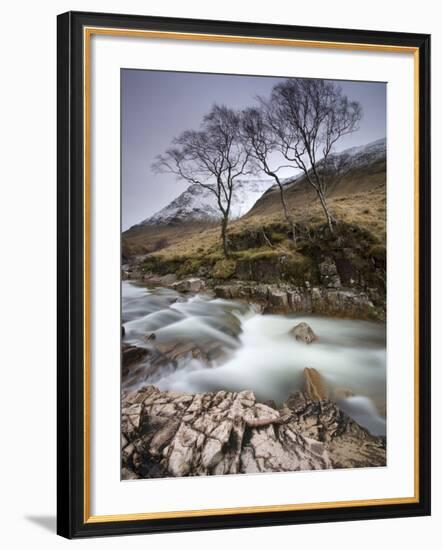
[122,69,386,230]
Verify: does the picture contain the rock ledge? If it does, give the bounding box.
[122,385,386,479]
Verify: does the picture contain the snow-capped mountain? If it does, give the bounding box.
[247,137,386,219]
[328,137,386,169]
[136,138,385,227]
[141,179,274,225]
[279,137,386,189]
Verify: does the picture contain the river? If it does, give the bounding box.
[122,281,387,436]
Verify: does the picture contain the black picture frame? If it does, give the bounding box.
[57,10,431,539]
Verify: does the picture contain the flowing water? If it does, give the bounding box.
[122,281,387,436]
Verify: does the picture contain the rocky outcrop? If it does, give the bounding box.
[144,273,178,287]
[213,282,384,320]
[123,270,179,286]
[121,384,386,479]
[122,338,229,390]
[171,278,205,293]
[303,367,329,400]
[122,343,149,378]
[318,259,341,288]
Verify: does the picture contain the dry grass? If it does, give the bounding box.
[247,190,386,236]
[123,137,386,264]
[122,221,217,257]
[123,187,386,261]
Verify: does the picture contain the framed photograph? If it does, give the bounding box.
[57,11,431,538]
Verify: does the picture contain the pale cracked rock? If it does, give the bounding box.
[121,384,386,479]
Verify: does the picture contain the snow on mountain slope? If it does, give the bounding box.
[141,179,274,225]
[137,139,386,226]
[279,137,386,189]
[246,138,386,219]
[326,137,386,171]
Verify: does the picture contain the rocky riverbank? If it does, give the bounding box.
[123,270,385,320]
[123,219,386,320]
[213,281,385,320]
[122,371,386,479]
[121,282,386,478]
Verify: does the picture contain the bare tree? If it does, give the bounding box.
[152,105,251,257]
[264,78,362,233]
[241,107,297,242]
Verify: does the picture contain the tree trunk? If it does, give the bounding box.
[277,183,296,243]
[317,189,335,234]
[220,216,229,257]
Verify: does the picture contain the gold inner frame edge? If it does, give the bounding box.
[82,26,420,524]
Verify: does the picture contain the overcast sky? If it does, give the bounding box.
[122,69,386,230]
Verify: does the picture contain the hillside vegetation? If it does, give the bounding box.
[123,148,386,254]
[122,139,386,319]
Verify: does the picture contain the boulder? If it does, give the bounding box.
[172,278,204,293]
[290,322,317,344]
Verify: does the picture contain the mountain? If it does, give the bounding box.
[247,138,386,219]
[123,138,386,257]
[316,137,386,174]
[139,179,274,226]
[278,137,385,192]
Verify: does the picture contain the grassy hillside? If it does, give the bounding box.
[123,156,386,257]
[122,220,217,259]
[246,155,386,237]
[122,149,386,305]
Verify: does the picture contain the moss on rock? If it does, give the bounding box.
[211,258,237,280]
